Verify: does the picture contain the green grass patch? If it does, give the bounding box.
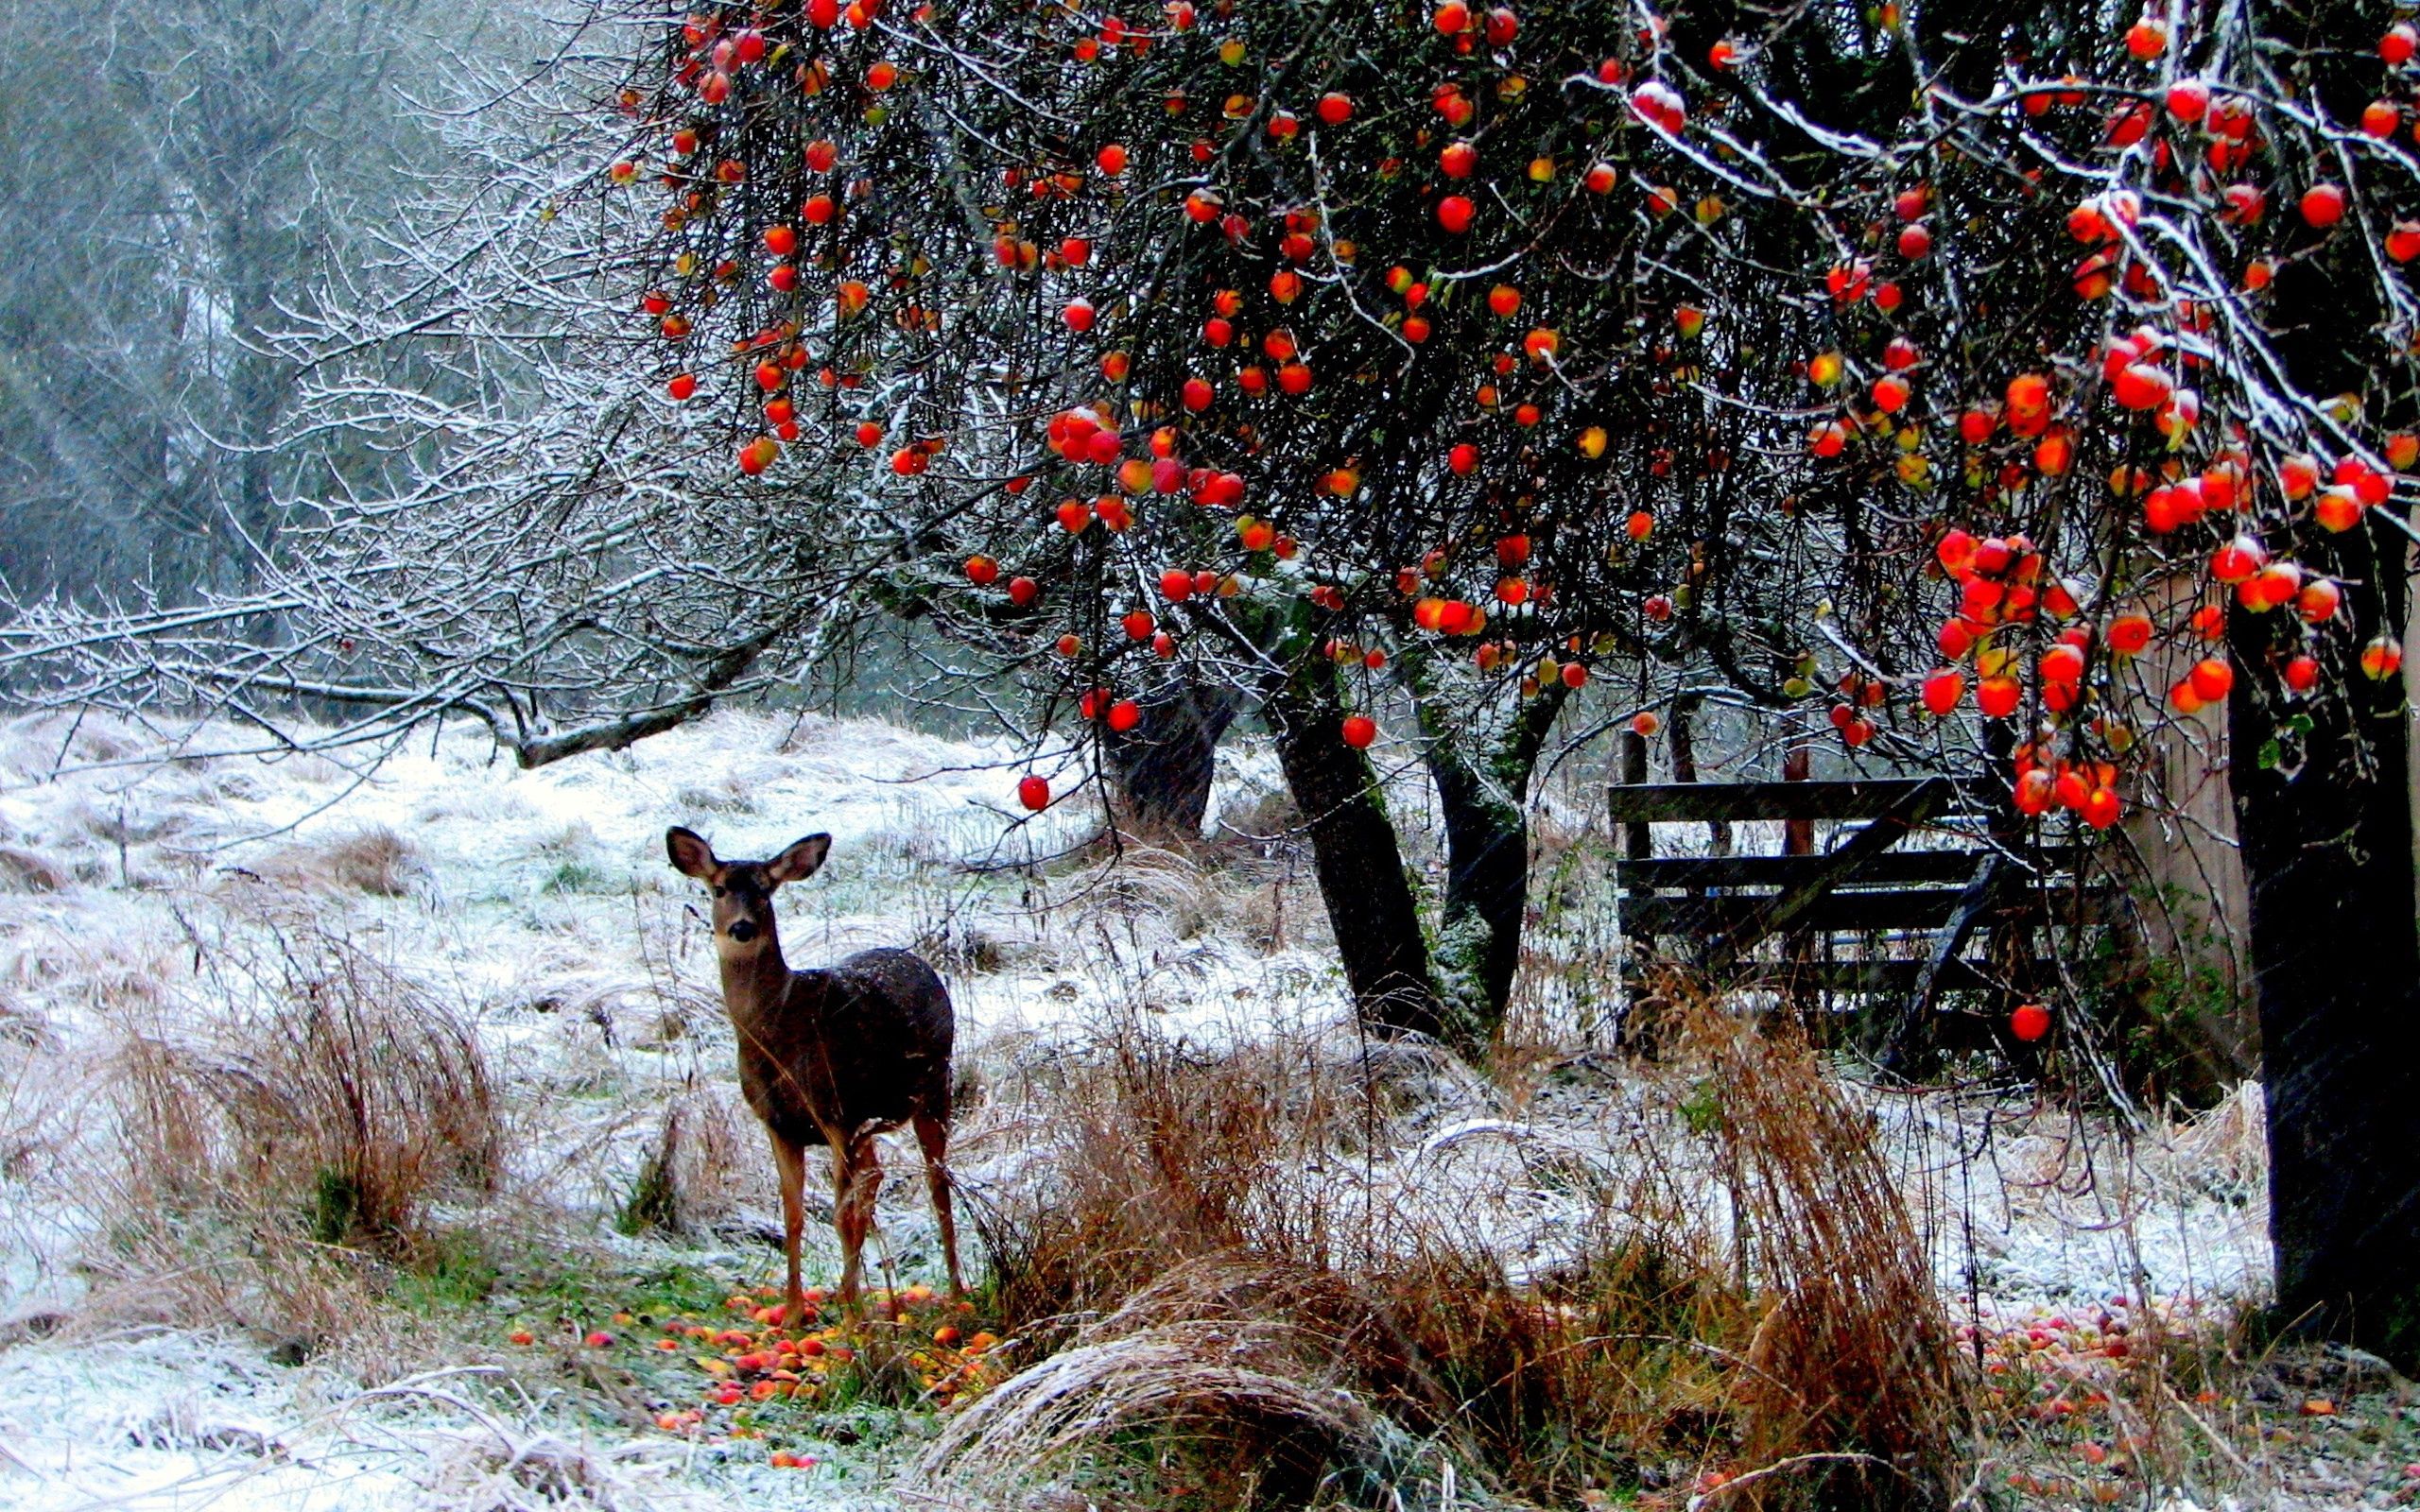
[388,1228,504,1312]
[541,859,614,895]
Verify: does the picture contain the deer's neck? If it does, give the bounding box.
[717,936,797,1026]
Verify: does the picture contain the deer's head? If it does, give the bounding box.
[666,827,831,959]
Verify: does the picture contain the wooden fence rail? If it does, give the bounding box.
[1609,773,2104,1057]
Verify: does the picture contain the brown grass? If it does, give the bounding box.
[947,995,1965,1511]
[1663,990,1970,1508]
[91,903,501,1347]
[619,1081,752,1235]
[1211,783,1301,843]
[249,825,426,897]
[921,1311,1410,1509]
[0,983,51,1050]
[968,1019,1349,1340]
[0,844,70,892]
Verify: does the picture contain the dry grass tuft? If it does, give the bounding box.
[1667,993,1970,1508]
[919,1316,1427,1510]
[0,844,71,892]
[0,982,53,1050]
[910,900,1017,977]
[970,1019,1338,1340]
[249,825,427,897]
[949,993,1967,1510]
[1212,783,1301,844]
[618,1082,752,1235]
[92,905,502,1346]
[1093,843,1227,941]
[348,1371,727,1512]
[421,1426,677,1512]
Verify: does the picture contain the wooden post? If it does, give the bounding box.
[1781,741,1813,856]
[1618,727,1652,860]
[1614,727,1655,1048]
[1781,731,1815,1020]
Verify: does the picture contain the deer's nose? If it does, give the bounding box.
[727,919,759,943]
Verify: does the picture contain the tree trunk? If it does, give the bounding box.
[1426,751,1528,1039]
[1101,679,1241,838]
[1668,695,1731,856]
[2228,524,2420,1365]
[1419,684,1567,1049]
[1262,660,1448,1043]
[2224,205,2420,1363]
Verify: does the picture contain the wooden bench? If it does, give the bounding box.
[1608,775,2101,1051]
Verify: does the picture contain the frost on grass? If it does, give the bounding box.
[0,708,2299,1509]
[0,1332,736,1512]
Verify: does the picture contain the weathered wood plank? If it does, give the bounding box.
[1702,779,1955,971]
[1624,887,1977,936]
[1616,846,2083,892]
[1605,777,1967,823]
[1910,853,2006,1017]
[1614,850,1989,891]
[1623,957,2028,996]
[1624,884,2116,938]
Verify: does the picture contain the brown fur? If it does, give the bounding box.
[667,826,963,1322]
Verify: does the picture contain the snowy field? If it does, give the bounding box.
[0,708,2278,1510]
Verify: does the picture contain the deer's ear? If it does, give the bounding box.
[766,833,832,886]
[666,827,719,880]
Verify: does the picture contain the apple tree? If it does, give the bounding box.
[1632,0,2420,1361]
[604,0,1853,1050]
[610,0,2420,1357]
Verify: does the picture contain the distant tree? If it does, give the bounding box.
[0,10,979,772]
[0,0,483,600]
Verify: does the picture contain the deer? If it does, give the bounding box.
[666,826,963,1326]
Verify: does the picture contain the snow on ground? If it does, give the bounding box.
[0,1325,843,1512]
[1881,1075,2273,1311]
[0,1329,426,1512]
[0,706,2278,1509]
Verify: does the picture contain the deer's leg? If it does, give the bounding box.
[827,1142,856,1308]
[912,1110,965,1297]
[769,1133,809,1330]
[835,1131,882,1310]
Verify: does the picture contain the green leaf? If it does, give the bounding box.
[2257,738,2284,771]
